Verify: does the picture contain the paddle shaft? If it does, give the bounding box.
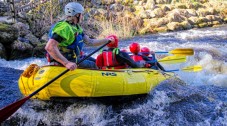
[29,40,111,98]
[0,40,111,123]
[155,51,169,54]
[164,69,180,72]
[155,48,194,56]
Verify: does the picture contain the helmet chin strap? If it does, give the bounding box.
[75,13,81,24]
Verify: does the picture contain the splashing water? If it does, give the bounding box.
[1,24,227,125]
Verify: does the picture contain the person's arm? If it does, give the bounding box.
[140,53,166,71]
[141,55,151,61]
[45,38,77,70]
[83,34,112,46]
[116,51,144,68]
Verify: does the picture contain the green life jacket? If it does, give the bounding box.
[49,21,84,62]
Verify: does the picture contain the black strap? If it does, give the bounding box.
[51,33,64,43]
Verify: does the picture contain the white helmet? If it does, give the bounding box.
[65,2,84,16]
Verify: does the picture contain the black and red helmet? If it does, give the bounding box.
[141,47,150,56]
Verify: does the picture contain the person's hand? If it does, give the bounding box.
[107,37,115,44]
[138,60,146,68]
[65,61,77,71]
[145,63,151,68]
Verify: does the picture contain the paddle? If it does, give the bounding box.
[0,41,111,123]
[158,55,187,64]
[164,65,203,72]
[145,55,187,64]
[155,48,194,56]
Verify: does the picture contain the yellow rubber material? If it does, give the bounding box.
[18,65,173,100]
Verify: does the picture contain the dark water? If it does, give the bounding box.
[0,24,227,125]
[0,67,23,108]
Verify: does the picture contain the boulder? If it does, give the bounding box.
[181,20,193,30]
[156,18,169,26]
[153,8,166,18]
[153,26,168,33]
[0,2,8,16]
[122,0,134,5]
[138,26,150,35]
[161,4,172,12]
[186,2,204,10]
[207,8,218,15]
[170,9,191,18]
[175,3,187,9]
[156,0,171,4]
[110,3,124,12]
[137,10,149,19]
[212,21,221,25]
[145,0,155,10]
[100,0,115,5]
[224,18,227,23]
[41,33,48,43]
[167,22,183,31]
[188,16,200,25]
[198,22,208,28]
[220,8,227,19]
[186,9,197,17]
[9,40,33,60]
[166,9,186,23]
[199,17,209,23]
[24,33,41,46]
[31,43,46,58]
[196,8,210,17]
[143,18,159,28]
[0,43,6,59]
[13,22,30,37]
[205,15,215,22]
[146,10,156,18]
[0,23,18,45]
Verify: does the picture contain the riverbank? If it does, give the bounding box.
[0,0,227,60]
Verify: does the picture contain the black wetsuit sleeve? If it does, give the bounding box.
[141,54,166,71]
[51,33,64,43]
[116,51,142,68]
[141,55,151,61]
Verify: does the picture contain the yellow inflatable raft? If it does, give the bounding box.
[18,64,173,100]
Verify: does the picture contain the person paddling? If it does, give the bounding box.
[96,35,146,69]
[140,46,166,71]
[129,42,144,62]
[45,2,114,70]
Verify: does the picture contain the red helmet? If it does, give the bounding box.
[106,35,118,48]
[129,42,140,54]
[141,47,150,56]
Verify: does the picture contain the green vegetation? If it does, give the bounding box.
[96,19,134,39]
[0,23,9,31]
[11,0,227,39]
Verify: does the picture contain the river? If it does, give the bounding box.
[0,25,227,125]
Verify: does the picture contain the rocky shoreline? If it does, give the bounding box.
[0,0,227,60]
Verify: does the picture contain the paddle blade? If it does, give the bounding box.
[0,96,30,123]
[182,65,203,72]
[169,48,194,56]
[158,55,187,64]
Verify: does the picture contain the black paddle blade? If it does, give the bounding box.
[0,96,30,123]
